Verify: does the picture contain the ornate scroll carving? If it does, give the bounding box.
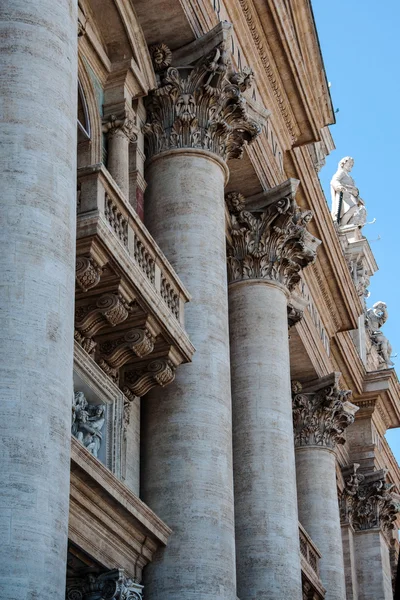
[226,191,320,291]
[66,568,143,600]
[75,294,130,341]
[144,37,263,161]
[76,256,102,292]
[122,359,176,397]
[103,114,138,143]
[340,466,400,535]
[292,374,357,449]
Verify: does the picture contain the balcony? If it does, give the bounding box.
[75,163,195,396]
[299,523,326,599]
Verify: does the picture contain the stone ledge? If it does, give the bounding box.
[69,437,171,580]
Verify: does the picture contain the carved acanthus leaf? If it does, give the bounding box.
[340,467,400,535]
[66,568,143,600]
[226,193,320,291]
[144,42,263,161]
[292,378,356,449]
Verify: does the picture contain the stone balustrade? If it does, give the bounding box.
[299,523,326,600]
[74,163,194,398]
[77,163,189,328]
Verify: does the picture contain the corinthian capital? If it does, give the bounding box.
[143,23,267,161]
[340,467,400,535]
[67,568,143,600]
[292,373,357,449]
[226,179,321,290]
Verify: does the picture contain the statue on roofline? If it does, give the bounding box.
[330,156,367,228]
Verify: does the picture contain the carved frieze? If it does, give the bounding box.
[340,466,400,535]
[292,374,357,449]
[143,36,264,161]
[226,190,320,291]
[66,568,143,600]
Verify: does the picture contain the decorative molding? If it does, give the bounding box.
[292,373,357,449]
[237,0,297,142]
[340,465,400,537]
[143,24,266,161]
[226,185,320,290]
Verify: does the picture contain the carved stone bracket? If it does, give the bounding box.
[292,373,357,449]
[226,181,321,291]
[340,465,400,536]
[143,24,266,161]
[66,568,143,600]
[122,357,177,398]
[75,293,131,341]
[76,256,103,292]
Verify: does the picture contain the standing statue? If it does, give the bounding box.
[71,391,106,458]
[365,301,394,368]
[330,157,367,228]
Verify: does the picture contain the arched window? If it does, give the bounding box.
[77,79,91,142]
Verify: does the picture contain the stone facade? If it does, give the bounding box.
[0,2,399,600]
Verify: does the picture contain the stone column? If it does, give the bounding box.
[341,467,400,600]
[103,114,137,197]
[227,184,321,600]
[0,2,77,600]
[292,374,358,600]
[140,25,265,600]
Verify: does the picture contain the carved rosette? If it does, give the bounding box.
[143,42,262,161]
[66,568,143,600]
[292,378,356,449]
[340,466,400,536]
[226,192,320,291]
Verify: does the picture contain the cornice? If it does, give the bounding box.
[286,146,362,333]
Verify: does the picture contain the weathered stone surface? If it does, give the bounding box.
[0,1,77,598]
[141,150,236,600]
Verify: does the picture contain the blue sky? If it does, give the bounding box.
[312,0,400,461]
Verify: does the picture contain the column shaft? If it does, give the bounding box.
[296,447,347,600]
[108,131,130,196]
[141,149,236,600]
[230,280,302,600]
[354,530,393,600]
[0,1,77,599]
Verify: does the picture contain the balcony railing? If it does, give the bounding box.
[77,163,190,329]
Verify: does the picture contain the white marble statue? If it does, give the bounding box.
[365,301,394,368]
[72,391,105,458]
[330,157,367,228]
